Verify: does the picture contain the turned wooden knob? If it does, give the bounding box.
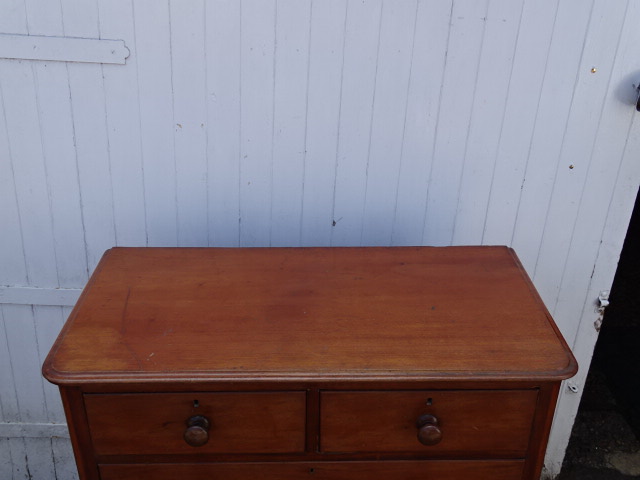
[416,414,442,446]
[184,415,210,447]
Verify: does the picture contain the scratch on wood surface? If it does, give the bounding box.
[119,287,131,334]
[121,340,143,369]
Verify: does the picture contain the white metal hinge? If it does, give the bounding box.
[598,290,610,309]
[594,290,610,332]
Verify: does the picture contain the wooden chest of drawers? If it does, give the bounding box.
[43,246,577,480]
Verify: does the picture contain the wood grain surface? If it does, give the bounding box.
[84,391,306,455]
[319,389,538,455]
[99,460,525,480]
[43,246,576,384]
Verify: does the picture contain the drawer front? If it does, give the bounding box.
[100,460,525,480]
[320,390,538,456]
[85,391,306,455]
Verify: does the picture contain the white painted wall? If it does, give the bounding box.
[1,0,639,478]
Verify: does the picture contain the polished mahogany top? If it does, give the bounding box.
[43,246,577,385]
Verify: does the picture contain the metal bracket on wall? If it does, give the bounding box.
[598,291,610,309]
[593,290,610,332]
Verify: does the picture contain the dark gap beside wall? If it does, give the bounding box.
[560,188,640,479]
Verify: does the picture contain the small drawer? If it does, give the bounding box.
[84,391,306,455]
[320,390,538,456]
[100,460,525,480]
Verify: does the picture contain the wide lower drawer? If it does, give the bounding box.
[320,390,538,456]
[99,460,525,480]
[84,391,306,455]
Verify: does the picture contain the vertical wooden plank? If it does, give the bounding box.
[2,305,48,424]
[0,306,20,423]
[133,0,178,247]
[60,0,116,270]
[0,0,26,34]
[206,0,241,247]
[482,0,560,246]
[22,0,63,38]
[171,0,208,247]
[98,0,148,247]
[33,306,66,424]
[31,61,89,288]
[0,437,12,480]
[533,0,628,308]
[23,438,56,479]
[547,118,640,479]
[422,0,490,246]
[544,3,639,473]
[300,0,347,246]
[0,57,59,286]
[22,0,64,51]
[511,0,593,274]
[331,0,382,246]
[392,0,452,246]
[52,437,80,480]
[8,438,28,480]
[451,0,524,245]
[270,0,311,247]
[552,4,636,337]
[360,0,417,246]
[240,0,276,246]
[24,0,89,288]
[0,70,28,286]
[0,0,29,290]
